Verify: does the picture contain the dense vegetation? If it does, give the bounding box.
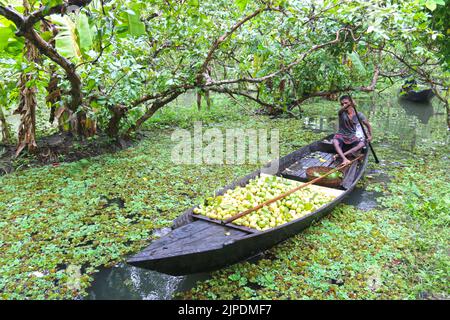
[0,0,449,154]
[1,94,448,299]
[0,0,448,300]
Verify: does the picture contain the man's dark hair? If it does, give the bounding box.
[339,95,352,102]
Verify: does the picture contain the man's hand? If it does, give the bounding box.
[366,135,372,142]
[342,158,351,166]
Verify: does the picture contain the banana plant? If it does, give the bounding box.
[50,12,94,60]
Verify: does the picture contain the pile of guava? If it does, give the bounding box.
[193,175,336,231]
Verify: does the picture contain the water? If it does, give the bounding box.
[87,227,211,300]
[87,96,448,300]
[86,264,210,300]
[301,97,448,152]
[302,116,336,133]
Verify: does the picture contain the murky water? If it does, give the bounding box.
[301,97,448,151]
[86,264,210,300]
[87,96,448,300]
[86,227,211,300]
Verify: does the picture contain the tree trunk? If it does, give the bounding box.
[0,106,12,143]
[446,103,450,130]
[106,105,127,137]
[15,45,39,156]
[205,90,212,110]
[47,68,61,124]
[197,92,202,111]
[41,19,96,138]
[43,21,62,126]
[126,92,181,136]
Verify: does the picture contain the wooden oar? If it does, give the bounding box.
[223,154,364,225]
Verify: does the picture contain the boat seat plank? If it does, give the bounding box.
[281,151,336,181]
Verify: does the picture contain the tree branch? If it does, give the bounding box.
[130,85,194,108]
[22,28,82,112]
[126,91,183,135]
[196,6,271,85]
[286,63,381,110]
[209,87,299,118]
[1,1,94,113]
[0,5,25,28]
[204,27,360,88]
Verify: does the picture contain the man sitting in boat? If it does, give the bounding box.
[333,95,372,166]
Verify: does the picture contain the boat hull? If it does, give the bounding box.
[128,199,344,275]
[127,136,369,275]
[399,89,434,103]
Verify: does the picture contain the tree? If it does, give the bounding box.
[1,0,448,150]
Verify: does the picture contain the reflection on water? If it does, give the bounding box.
[302,116,336,132]
[87,263,210,300]
[87,225,210,300]
[88,95,448,300]
[367,98,448,152]
[398,99,434,124]
[342,168,390,211]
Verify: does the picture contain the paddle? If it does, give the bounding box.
[223,154,364,225]
[347,95,380,164]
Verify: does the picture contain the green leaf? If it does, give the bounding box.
[188,0,199,7]
[76,13,93,52]
[52,15,81,60]
[425,0,437,11]
[127,7,146,37]
[0,27,12,50]
[348,51,366,73]
[40,31,53,42]
[235,0,249,12]
[42,0,64,7]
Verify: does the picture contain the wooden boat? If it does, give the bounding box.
[127,135,369,275]
[399,88,434,103]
